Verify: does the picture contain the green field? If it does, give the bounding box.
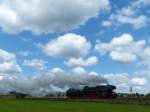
[0,99,150,112]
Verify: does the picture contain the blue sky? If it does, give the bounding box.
[0,0,150,95]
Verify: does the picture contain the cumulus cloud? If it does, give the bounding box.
[95,33,145,63]
[0,0,110,34]
[0,49,21,75]
[102,21,112,27]
[0,49,16,62]
[104,73,150,93]
[41,33,91,58]
[140,47,150,69]
[23,59,47,70]
[16,51,31,57]
[65,56,98,67]
[109,51,137,64]
[71,67,87,75]
[104,73,130,92]
[109,10,147,29]
[96,33,150,69]
[102,1,149,29]
[131,77,147,86]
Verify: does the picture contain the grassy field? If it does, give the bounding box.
[0,99,150,112]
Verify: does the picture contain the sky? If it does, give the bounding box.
[0,0,150,95]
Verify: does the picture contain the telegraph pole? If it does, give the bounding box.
[130,86,133,98]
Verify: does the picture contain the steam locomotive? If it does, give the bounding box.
[66,85,117,99]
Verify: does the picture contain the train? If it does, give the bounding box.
[66,85,117,99]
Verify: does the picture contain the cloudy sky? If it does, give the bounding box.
[0,0,150,95]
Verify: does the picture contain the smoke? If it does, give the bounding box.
[0,68,107,96]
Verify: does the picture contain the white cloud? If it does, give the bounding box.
[17,51,31,57]
[104,73,130,90]
[89,72,99,76]
[42,33,91,58]
[0,61,21,74]
[0,49,15,62]
[0,0,110,34]
[103,1,149,29]
[95,35,150,69]
[23,59,47,70]
[104,73,150,93]
[111,33,133,46]
[65,56,98,67]
[110,11,147,29]
[131,77,147,86]
[102,21,112,27]
[95,33,145,63]
[0,49,22,75]
[71,67,87,76]
[109,51,137,64]
[140,47,150,69]
[50,67,65,75]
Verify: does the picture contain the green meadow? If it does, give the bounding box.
[0,99,150,112]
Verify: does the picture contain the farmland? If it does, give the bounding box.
[0,99,150,112]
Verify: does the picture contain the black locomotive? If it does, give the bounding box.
[66,85,117,99]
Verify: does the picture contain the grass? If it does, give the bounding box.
[0,99,150,112]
